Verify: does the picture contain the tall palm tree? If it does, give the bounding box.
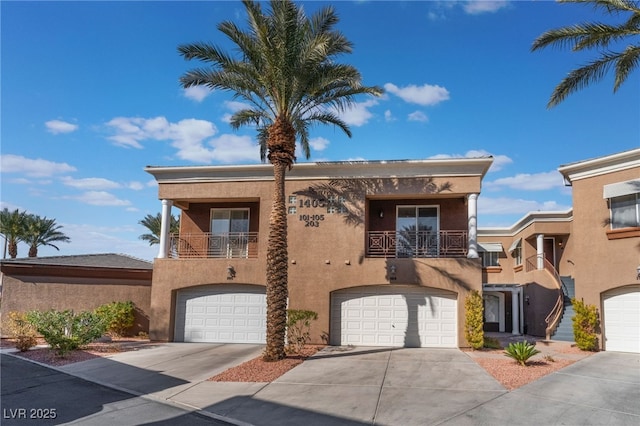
[532,0,640,108]
[0,208,28,258]
[139,213,180,246]
[178,0,382,361]
[22,215,71,257]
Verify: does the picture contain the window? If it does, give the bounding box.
[508,238,522,266]
[396,206,439,257]
[611,194,640,229]
[481,251,500,267]
[210,209,250,258]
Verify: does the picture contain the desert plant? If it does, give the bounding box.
[5,311,38,351]
[95,301,136,337]
[26,310,107,357]
[464,290,484,350]
[286,309,318,354]
[504,340,541,366]
[483,336,502,349]
[572,298,600,351]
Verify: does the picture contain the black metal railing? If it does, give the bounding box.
[169,233,258,259]
[366,230,468,258]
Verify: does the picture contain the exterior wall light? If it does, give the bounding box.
[227,265,236,280]
[379,209,384,218]
[388,264,397,281]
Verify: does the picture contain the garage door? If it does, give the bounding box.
[175,285,266,343]
[330,286,457,348]
[603,285,640,353]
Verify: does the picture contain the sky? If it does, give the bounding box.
[1,0,638,261]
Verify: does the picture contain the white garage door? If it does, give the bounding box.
[175,285,266,343]
[603,285,640,353]
[330,286,457,348]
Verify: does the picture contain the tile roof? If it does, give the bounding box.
[0,253,153,270]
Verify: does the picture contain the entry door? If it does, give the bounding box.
[211,209,250,258]
[396,206,439,257]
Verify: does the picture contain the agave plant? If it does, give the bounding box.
[504,340,541,366]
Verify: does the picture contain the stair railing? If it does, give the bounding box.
[526,254,565,340]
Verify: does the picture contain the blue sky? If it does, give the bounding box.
[2,0,638,261]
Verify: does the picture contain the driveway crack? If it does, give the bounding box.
[372,350,393,425]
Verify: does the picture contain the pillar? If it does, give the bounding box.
[536,234,544,270]
[467,193,478,258]
[158,199,173,259]
[512,287,520,335]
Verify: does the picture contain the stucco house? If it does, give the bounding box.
[0,253,153,336]
[145,157,493,348]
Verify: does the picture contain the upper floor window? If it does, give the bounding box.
[481,251,500,267]
[508,238,522,266]
[611,193,640,229]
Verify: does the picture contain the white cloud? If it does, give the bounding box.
[309,137,330,151]
[45,119,78,134]
[408,111,429,122]
[183,86,212,102]
[72,191,132,206]
[61,176,120,190]
[464,1,509,15]
[384,83,450,106]
[339,99,378,126]
[0,154,77,177]
[127,181,145,191]
[484,171,564,191]
[384,110,395,122]
[429,149,512,172]
[478,196,570,217]
[204,134,261,163]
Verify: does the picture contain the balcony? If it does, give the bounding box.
[169,233,258,259]
[367,230,468,258]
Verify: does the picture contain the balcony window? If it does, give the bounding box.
[396,206,439,257]
[611,193,640,229]
[210,208,250,258]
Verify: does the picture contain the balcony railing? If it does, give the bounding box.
[169,233,258,259]
[367,230,468,258]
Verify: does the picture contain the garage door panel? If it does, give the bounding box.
[603,285,640,353]
[330,286,457,348]
[175,285,266,344]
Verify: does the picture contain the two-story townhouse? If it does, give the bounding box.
[145,157,493,348]
[558,148,639,353]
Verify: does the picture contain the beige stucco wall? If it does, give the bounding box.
[1,274,152,336]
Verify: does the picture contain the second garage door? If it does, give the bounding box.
[603,285,640,353]
[330,286,458,348]
[175,284,266,343]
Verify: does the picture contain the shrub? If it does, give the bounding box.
[95,301,136,337]
[26,310,107,357]
[571,298,600,351]
[464,290,484,350]
[286,309,318,354]
[5,311,38,352]
[483,336,502,349]
[504,340,540,366]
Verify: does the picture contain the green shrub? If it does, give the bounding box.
[95,301,136,337]
[286,309,318,354]
[483,336,502,349]
[571,298,600,351]
[464,290,484,350]
[26,310,107,357]
[504,340,540,366]
[6,311,38,352]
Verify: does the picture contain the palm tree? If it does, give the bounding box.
[178,0,383,361]
[139,213,180,246]
[22,215,71,257]
[532,0,640,108]
[0,208,28,258]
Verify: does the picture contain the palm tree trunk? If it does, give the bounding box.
[28,245,37,257]
[264,159,289,361]
[8,240,18,259]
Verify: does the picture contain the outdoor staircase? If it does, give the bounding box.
[551,276,575,342]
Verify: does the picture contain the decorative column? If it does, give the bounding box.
[158,199,173,259]
[467,193,478,258]
[536,234,544,270]
[512,287,520,335]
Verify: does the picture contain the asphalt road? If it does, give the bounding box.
[0,354,231,425]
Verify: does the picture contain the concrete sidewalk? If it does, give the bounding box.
[4,343,640,425]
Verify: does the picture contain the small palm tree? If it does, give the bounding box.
[22,215,71,257]
[0,208,28,258]
[178,0,382,360]
[139,213,180,246]
[532,0,640,108]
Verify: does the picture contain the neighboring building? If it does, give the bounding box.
[478,148,640,353]
[145,158,493,348]
[0,253,153,336]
